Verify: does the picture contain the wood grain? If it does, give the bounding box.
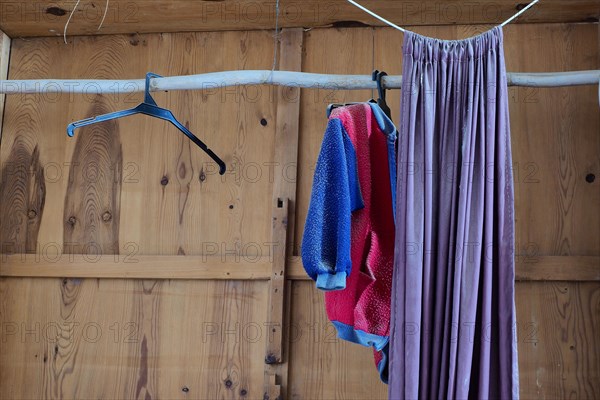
[1,30,280,399]
[63,96,122,256]
[516,281,600,399]
[0,0,598,37]
[0,137,45,254]
[503,23,600,257]
[0,278,269,399]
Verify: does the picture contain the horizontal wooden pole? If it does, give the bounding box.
[1,70,599,95]
[0,254,272,280]
[1,254,597,281]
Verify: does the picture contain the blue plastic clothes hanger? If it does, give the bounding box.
[326,70,392,120]
[67,72,226,175]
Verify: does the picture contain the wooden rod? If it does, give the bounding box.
[1,70,599,94]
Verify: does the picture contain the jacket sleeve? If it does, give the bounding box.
[301,118,363,291]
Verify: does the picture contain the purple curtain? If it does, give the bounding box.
[388,27,519,399]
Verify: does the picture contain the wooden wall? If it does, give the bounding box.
[1,23,598,399]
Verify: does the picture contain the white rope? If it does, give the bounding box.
[1,70,598,94]
[346,0,541,32]
[501,0,540,26]
[63,0,82,44]
[268,0,281,83]
[97,0,110,31]
[345,0,406,32]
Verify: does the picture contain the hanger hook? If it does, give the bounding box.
[372,70,387,102]
[145,72,162,104]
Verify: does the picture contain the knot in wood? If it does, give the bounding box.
[102,211,112,222]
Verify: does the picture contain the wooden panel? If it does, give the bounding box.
[0,0,598,37]
[0,30,281,399]
[1,30,278,258]
[503,23,600,257]
[287,281,388,399]
[1,22,599,399]
[0,278,270,399]
[516,281,600,398]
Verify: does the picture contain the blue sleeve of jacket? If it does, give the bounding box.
[301,118,363,291]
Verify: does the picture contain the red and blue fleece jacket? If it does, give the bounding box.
[301,102,397,383]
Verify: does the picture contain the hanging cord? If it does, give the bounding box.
[346,0,406,32]
[63,0,82,44]
[98,0,110,31]
[500,0,540,26]
[268,0,281,83]
[64,0,112,42]
[345,0,541,32]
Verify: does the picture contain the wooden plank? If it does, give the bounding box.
[3,254,598,281]
[264,199,288,363]
[272,28,303,256]
[516,256,600,281]
[287,255,600,282]
[0,0,598,37]
[0,254,272,279]
[263,27,303,399]
[516,281,600,398]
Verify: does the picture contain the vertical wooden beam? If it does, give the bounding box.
[265,198,289,365]
[272,28,304,257]
[0,31,10,142]
[264,199,288,400]
[263,28,303,399]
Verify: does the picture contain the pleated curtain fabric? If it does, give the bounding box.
[388,27,519,400]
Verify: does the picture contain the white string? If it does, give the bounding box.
[97,0,110,31]
[268,0,281,83]
[346,0,406,32]
[63,0,82,44]
[500,0,540,26]
[346,0,541,32]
